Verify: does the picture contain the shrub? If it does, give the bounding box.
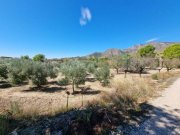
[20,55,30,60]
[95,65,110,86]
[103,77,155,109]
[46,63,58,79]
[0,64,8,80]
[8,60,27,85]
[86,62,96,74]
[151,74,158,80]
[58,77,69,86]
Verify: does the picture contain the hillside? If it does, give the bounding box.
[88,49,124,57]
[124,42,180,54]
[88,42,180,57]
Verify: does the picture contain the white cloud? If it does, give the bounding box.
[146,38,159,43]
[80,7,92,26]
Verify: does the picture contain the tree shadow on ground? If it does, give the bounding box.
[6,103,180,135]
[22,86,66,93]
[126,103,180,135]
[72,90,101,95]
[0,83,12,89]
[86,77,96,82]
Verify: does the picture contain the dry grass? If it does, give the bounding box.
[100,76,156,110]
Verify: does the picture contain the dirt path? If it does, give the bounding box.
[129,78,180,135]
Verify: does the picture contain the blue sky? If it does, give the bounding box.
[0,0,180,58]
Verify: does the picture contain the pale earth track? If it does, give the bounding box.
[128,78,180,135]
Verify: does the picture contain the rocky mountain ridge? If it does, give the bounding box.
[87,42,180,57]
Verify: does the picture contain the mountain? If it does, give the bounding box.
[88,42,180,57]
[88,48,125,57]
[124,42,180,54]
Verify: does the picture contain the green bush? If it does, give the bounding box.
[46,63,58,79]
[58,77,69,86]
[95,65,110,86]
[20,55,30,60]
[0,59,58,87]
[0,64,8,80]
[86,62,96,74]
[8,60,27,85]
[151,74,158,80]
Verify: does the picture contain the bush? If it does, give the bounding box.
[95,65,110,86]
[8,60,27,85]
[102,77,155,109]
[151,74,158,80]
[86,62,96,74]
[0,59,58,87]
[46,63,58,79]
[58,77,69,86]
[0,64,8,80]
[20,55,30,60]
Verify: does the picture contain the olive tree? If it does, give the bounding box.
[60,61,87,93]
[8,60,27,84]
[31,62,48,87]
[7,59,49,87]
[45,63,58,79]
[0,64,8,80]
[95,65,110,86]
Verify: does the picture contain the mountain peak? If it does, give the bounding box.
[88,48,124,57]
